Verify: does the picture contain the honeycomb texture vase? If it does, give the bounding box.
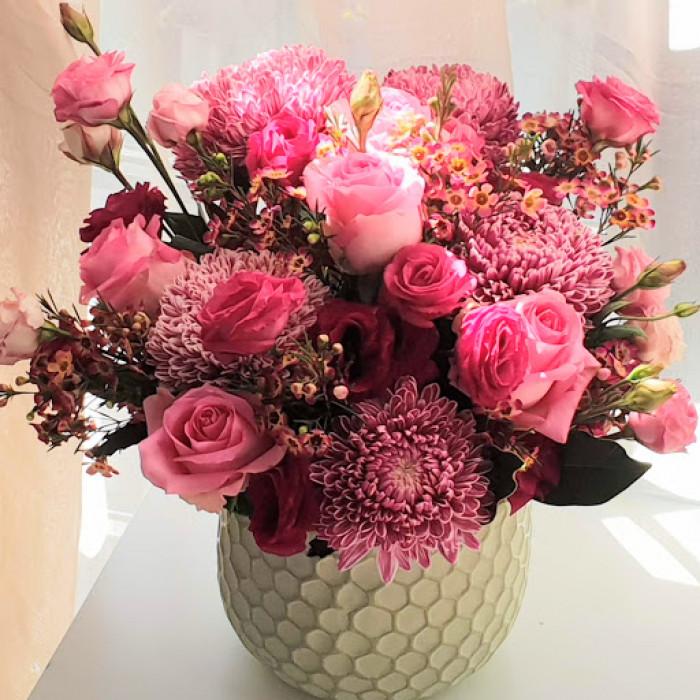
[217,503,531,700]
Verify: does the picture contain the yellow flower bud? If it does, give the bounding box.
[350,70,383,151]
[60,3,95,45]
[625,378,677,413]
[625,364,664,382]
[674,302,700,318]
[638,260,686,289]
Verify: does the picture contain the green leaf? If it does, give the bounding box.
[543,431,651,506]
[587,324,647,347]
[90,421,148,458]
[168,234,213,256]
[164,212,208,241]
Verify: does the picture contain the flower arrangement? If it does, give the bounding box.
[3,5,697,588]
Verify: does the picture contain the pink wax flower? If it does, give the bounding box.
[451,303,529,410]
[59,123,123,168]
[245,112,319,185]
[147,83,210,148]
[629,383,697,453]
[303,150,424,274]
[612,246,670,312]
[630,308,686,368]
[52,51,134,126]
[506,290,600,443]
[247,454,320,556]
[198,271,307,361]
[383,243,475,328]
[0,289,43,365]
[79,214,186,316]
[140,386,286,513]
[576,76,660,146]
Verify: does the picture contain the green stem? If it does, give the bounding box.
[110,166,133,191]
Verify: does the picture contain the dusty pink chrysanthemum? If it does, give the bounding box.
[147,249,328,389]
[311,378,492,583]
[384,64,519,158]
[175,46,354,179]
[463,203,614,316]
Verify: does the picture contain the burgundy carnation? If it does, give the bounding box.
[314,299,439,400]
[80,183,166,243]
[247,454,320,557]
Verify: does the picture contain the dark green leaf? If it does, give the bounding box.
[90,421,148,458]
[168,234,213,256]
[164,212,208,241]
[587,324,647,347]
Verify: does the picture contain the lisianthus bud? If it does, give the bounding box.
[350,70,383,151]
[626,363,664,382]
[59,3,95,45]
[674,302,700,318]
[624,378,677,412]
[60,123,123,170]
[638,260,686,289]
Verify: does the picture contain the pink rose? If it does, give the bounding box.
[0,289,43,365]
[303,150,425,274]
[630,307,686,367]
[79,214,186,316]
[506,290,600,443]
[52,51,134,126]
[612,246,670,312]
[576,76,660,146]
[198,271,307,361]
[59,123,123,168]
[140,386,286,512]
[245,112,319,185]
[451,303,530,410]
[517,172,565,205]
[629,383,697,453]
[146,83,210,148]
[383,243,475,327]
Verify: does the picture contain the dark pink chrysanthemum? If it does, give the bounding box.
[311,378,492,583]
[147,249,328,389]
[463,203,614,316]
[384,64,519,158]
[175,46,354,179]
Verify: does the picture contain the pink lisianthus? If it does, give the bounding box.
[79,214,186,316]
[629,383,697,453]
[303,150,424,274]
[139,386,286,513]
[197,271,307,361]
[52,51,134,126]
[0,289,43,365]
[59,123,123,169]
[245,112,319,185]
[147,83,210,148]
[630,307,686,367]
[612,246,670,312]
[576,76,660,146]
[383,243,475,327]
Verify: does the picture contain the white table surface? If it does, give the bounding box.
[30,471,700,700]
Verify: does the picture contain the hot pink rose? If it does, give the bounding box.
[52,51,134,126]
[59,123,123,168]
[506,290,600,443]
[517,172,565,205]
[612,246,670,312]
[303,150,425,274]
[383,243,475,327]
[451,303,529,410]
[79,214,186,316]
[576,76,660,146]
[245,112,319,185]
[0,289,43,365]
[629,383,697,453]
[631,307,686,367]
[140,386,286,512]
[147,83,210,148]
[198,271,307,360]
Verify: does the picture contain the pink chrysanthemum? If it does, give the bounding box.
[384,64,519,158]
[462,203,614,316]
[147,249,328,389]
[175,46,354,179]
[311,378,492,583]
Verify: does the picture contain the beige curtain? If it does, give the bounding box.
[0,3,97,699]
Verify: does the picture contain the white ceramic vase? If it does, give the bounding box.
[217,502,531,700]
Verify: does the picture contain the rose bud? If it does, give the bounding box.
[624,378,677,413]
[350,70,383,151]
[59,123,123,170]
[638,260,687,289]
[59,3,95,46]
[146,83,210,148]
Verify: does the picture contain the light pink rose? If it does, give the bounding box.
[506,290,600,443]
[0,289,43,365]
[139,385,286,512]
[245,112,319,185]
[59,123,123,168]
[383,243,475,327]
[629,383,697,453]
[612,246,669,312]
[576,76,660,146]
[198,271,307,361]
[79,214,186,316]
[146,83,210,148]
[52,51,134,126]
[303,150,425,274]
[631,307,686,367]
